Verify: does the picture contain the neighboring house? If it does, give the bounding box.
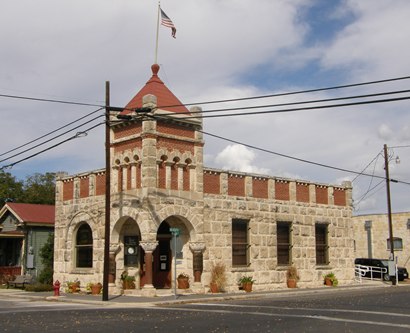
[0,203,54,282]
[353,212,410,268]
[53,64,355,295]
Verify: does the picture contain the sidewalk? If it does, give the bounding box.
[0,280,397,308]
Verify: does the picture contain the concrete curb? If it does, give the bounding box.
[1,281,403,308]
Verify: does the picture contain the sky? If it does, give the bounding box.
[1,0,409,216]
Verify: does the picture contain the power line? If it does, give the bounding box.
[163,95,410,120]
[351,151,382,183]
[0,93,103,108]
[0,114,104,164]
[200,130,410,186]
[0,107,104,159]
[1,74,410,112]
[0,122,104,171]
[155,75,410,109]
[186,89,410,116]
[353,180,385,210]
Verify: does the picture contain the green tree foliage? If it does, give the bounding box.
[38,233,54,285]
[0,171,56,206]
[21,172,56,205]
[0,170,24,203]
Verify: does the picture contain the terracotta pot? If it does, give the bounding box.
[177,278,189,289]
[287,279,297,288]
[70,284,79,293]
[123,280,135,290]
[325,277,333,286]
[243,282,253,292]
[91,284,102,295]
[210,282,219,293]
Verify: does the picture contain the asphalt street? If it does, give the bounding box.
[0,284,409,332]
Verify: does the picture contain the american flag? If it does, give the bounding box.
[160,9,176,38]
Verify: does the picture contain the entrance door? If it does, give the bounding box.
[153,222,172,289]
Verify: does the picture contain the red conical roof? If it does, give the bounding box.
[123,64,189,114]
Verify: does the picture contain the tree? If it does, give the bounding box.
[21,172,56,205]
[38,233,54,285]
[0,170,24,204]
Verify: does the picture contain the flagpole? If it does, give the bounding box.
[154,1,160,64]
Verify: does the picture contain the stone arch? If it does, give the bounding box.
[65,211,100,241]
[117,205,158,239]
[111,215,141,245]
[154,205,202,242]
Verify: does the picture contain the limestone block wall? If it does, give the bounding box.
[53,194,106,289]
[54,167,354,293]
[353,212,410,268]
[202,193,355,292]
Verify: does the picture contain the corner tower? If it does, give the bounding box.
[111,64,204,199]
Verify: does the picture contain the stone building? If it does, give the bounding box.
[53,64,355,295]
[353,212,410,268]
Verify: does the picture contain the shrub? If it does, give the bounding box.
[210,262,227,290]
[286,266,300,281]
[24,283,54,292]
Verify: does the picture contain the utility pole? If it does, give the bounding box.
[102,81,111,300]
[384,143,396,286]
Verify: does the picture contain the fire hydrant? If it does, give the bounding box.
[53,280,60,297]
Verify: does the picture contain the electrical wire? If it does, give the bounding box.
[352,152,382,183]
[155,75,410,109]
[0,122,104,171]
[157,95,410,120]
[353,180,385,210]
[199,130,410,186]
[181,89,410,116]
[0,114,104,163]
[0,107,104,159]
[1,74,410,112]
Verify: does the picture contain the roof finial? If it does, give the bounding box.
[151,63,160,76]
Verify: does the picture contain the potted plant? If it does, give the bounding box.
[121,271,135,290]
[209,262,227,293]
[323,272,338,287]
[66,280,80,293]
[286,266,300,288]
[177,273,190,289]
[238,275,255,292]
[86,282,102,295]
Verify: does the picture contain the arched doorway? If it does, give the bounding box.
[153,221,172,288]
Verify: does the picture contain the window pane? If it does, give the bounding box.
[315,224,328,265]
[232,219,249,266]
[277,223,290,265]
[76,224,93,268]
[232,244,248,266]
[77,246,93,267]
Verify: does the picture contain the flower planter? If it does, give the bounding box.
[325,277,333,286]
[91,284,102,295]
[177,278,189,289]
[242,282,253,292]
[123,280,135,290]
[210,282,219,293]
[287,279,297,288]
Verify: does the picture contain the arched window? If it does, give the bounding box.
[76,224,93,268]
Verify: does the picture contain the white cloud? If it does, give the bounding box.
[0,0,409,216]
[378,124,393,140]
[215,144,270,174]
